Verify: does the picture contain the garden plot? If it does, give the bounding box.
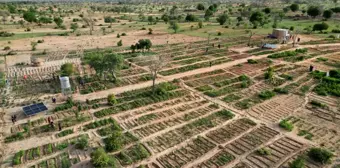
[29,152,79,168]
[137,162,162,168]
[285,115,340,153]
[114,143,151,166]
[225,59,272,77]
[244,136,305,168]
[117,93,202,121]
[132,103,220,138]
[145,109,235,154]
[156,136,216,168]
[225,125,280,156]
[184,71,235,88]
[307,93,340,123]
[206,118,257,145]
[232,162,252,168]
[120,99,208,130]
[192,150,235,168]
[247,94,305,122]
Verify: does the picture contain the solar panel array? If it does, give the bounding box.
[23,103,48,116]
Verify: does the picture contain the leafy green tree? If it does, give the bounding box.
[23,11,37,23]
[290,4,299,12]
[308,148,334,164]
[39,16,52,24]
[161,14,169,24]
[216,14,228,25]
[249,11,265,28]
[70,23,78,32]
[103,53,123,81]
[147,16,154,24]
[104,131,123,152]
[53,17,63,27]
[185,14,197,22]
[7,4,17,14]
[204,9,214,21]
[313,22,329,32]
[263,8,271,14]
[323,10,333,20]
[169,21,180,33]
[197,3,205,10]
[60,63,74,77]
[307,6,321,18]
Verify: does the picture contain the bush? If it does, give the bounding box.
[308,148,333,164]
[257,148,271,155]
[289,157,305,168]
[279,119,294,131]
[274,87,289,94]
[331,29,340,33]
[258,90,276,100]
[91,148,117,167]
[310,100,327,108]
[107,94,117,106]
[60,63,74,77]
[247,59,258,64]
[0,31,15,37]
[75,137,88,150]
[3,46,10,50]
[121,33,127,36]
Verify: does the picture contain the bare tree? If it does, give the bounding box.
[83,11,95,35]
[246,30,256,46]
[145,46,171,94]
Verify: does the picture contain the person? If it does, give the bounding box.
[218,44,221,49]
[47,116,51,124]
[297,37,301,43]
[309,65,314,72]
[129,63,132,67]
[52,97,56,103]
[11,116,15,124]
[58,122,62,131]
[210,62,212,67]
[212,43,215,47]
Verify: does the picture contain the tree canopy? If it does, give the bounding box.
[290,4,299,12]
[216,13,228,25]
[307,6,321,18]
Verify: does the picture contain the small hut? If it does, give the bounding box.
[31,58,44,67]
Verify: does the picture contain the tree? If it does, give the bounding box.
[53,17,63,28]
[216,14,228,25]
[197,3,205,10]
[185,14,197,22]
[70,23,78,32]
[161,14,169,24]
[7,4,17,14]
[283,7,289,13]
[148,28,153,34]
[117,40,122,46]
[75,137,88,150]
[278,12,285,21]
[103,53,123,81]
[246,30,256,46]
[323,10,333,20]
[144,49,171,94]
[91,148,116,168]
[198,21,203,28]
[313,22,329,32]
[263,8,271,14]
[60,63,74,77]
[83,12,95,35]
[169,21,180,33]
[23,11,37,23]
[307,6,321,18]
[39,16,52,24]
[147,16,154,24]
[107,94,117,106]
[204,9,214,21]
[308,148,333,164]
[104,131,123,152]
[249,11,265,28]
[104,16,115,26]
[290,4,299,12]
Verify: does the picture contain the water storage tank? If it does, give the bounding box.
[60,76,71,89]
[272,29,289,39]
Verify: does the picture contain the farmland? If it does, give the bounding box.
[0,0,340,168]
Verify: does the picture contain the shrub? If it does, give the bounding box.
[279,119,294,131]
[310,100,327,108]
[0,31,15,37]
[121,33,127,36]
[274,87,289,94]
[289,157,305,168]
[257,148,271,155]
[60,63,74,77]
[75,137,88,150]
[308,148,333,164]
[247,59,258,64]
[3,46,10,50]
[107,94,117,106]
[91,148,117,167]
[258,90,276,100]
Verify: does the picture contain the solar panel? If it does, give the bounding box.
[23,103,48,116]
